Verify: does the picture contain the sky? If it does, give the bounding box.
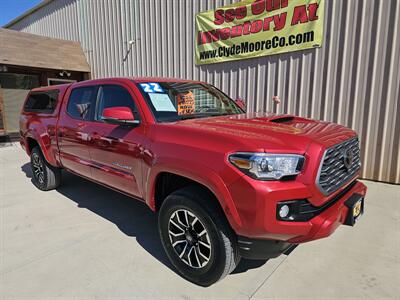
[0,0,42,27]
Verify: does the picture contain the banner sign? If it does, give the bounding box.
[195,0,324,65]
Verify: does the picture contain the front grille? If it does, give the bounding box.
[317,137,361,195]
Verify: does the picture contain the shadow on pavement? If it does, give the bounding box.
[21,163,273,276]
[232,259,268,274]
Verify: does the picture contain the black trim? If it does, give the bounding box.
[277,180,358,222]
[237,236,297,260]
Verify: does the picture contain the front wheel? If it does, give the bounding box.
[158,186,240,286]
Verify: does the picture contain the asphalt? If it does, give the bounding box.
[1,143,399,299]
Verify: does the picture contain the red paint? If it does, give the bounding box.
[20,77,367,244]
[102,107,135,120]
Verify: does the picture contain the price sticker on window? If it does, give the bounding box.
[148,93,177,112]
[177,91,195,115]
[139,83,164,93]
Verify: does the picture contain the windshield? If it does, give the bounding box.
[136,81,243,122]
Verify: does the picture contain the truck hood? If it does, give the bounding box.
[166,112,356,153]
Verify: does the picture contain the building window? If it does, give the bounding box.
[0,73,40,90]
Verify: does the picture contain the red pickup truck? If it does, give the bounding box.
[20,77,366,286]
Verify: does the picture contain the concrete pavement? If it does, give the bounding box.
[1,143,399,299]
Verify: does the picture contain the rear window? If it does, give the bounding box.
[24,90,59,113]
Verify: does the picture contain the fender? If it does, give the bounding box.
[24,124,60,167]
[145,157,243,232]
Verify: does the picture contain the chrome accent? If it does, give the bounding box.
[316,137,361,195]
[112,162,132,170]
[168,209,211,269]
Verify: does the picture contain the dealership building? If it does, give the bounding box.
[0,0,399,184]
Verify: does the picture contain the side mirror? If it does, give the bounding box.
[235,98,246,112]
[101,107,140,126]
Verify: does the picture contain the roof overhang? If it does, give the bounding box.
[0,28,90,73]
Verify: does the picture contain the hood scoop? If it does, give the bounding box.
[269,115,295,123]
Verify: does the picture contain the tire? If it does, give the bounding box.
[30,146,61,191]
[158,186,240,286]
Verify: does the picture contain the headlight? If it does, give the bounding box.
[228,153,305,180]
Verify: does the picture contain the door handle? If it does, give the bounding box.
[58,127,66,137]
[90,133,111,147]
[90,132,101,141]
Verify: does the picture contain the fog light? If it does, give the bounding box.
[279,205,290,218]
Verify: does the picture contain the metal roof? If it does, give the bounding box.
[0,28,90,72]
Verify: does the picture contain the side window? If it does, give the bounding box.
[67,86,97,120]
[24,90,59,113]
[95,85,140,121]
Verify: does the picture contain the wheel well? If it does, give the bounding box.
[26,137,39,154]
[154,172,220,212]
[154,172,236,239]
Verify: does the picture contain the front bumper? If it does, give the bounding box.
[227,177,367,243]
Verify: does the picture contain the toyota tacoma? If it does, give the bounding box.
[20,77,366,286]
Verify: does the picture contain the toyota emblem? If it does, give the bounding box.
[343,148,354,170]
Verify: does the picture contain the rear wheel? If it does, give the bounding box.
[158,186,240,286]
[30,146,61,191]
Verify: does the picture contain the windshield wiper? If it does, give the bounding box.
[211,113,232,116]
[179,113,233,120]
[179,113,211,120]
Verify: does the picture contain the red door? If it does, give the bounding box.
[86,84,145,198]
[57,86,98,178]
